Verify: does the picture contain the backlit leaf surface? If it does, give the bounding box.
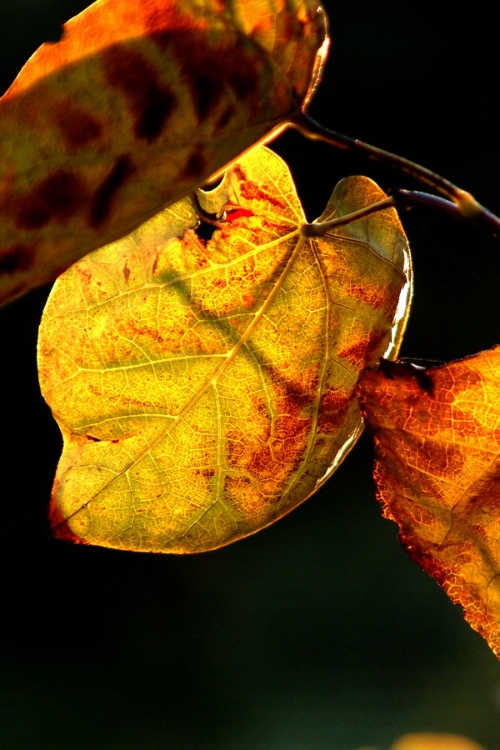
[358,348,500,656]
[0,0,328,305]
[38,145,411,553]
[390,734,486,750]
[357,735,487,750]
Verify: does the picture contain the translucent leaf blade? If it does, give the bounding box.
[358,347,500,657]
[390,734,487,750]
[38,145,411,553]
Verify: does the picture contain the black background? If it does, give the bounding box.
[0,1,498,748]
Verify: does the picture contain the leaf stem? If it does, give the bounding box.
[391,189,466,220]
[302,197,394,236]
[292,114,500,238]
[302,189,465,237]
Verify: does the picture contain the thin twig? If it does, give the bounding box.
[293,114,500,238]
[302,197,394,236]
[301,189,464,237]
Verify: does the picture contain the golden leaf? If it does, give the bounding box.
[391,734,486,750]
[38,145,411,553]
[358,734,486,750]
[0,0,328,305]
[358,347,500,657]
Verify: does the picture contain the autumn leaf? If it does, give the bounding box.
[38,144,411,553]
[0,0,328,306]
[358,734,487,750]
[358,347,500,657]
[389,734,486,750]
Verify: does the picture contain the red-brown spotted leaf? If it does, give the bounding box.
[358,347,500,657]
[38,145,411,554]
[0,0,328,305]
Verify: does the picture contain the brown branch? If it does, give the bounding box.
[301,189,465,238]
[293,114,500,238]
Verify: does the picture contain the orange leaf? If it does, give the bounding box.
[0,0,328,306]
[358,347,500,657]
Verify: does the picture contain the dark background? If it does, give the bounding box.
[0,1,498,748]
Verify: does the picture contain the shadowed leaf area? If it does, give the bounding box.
[0,0,328,306]
[38,145,411,553]
[358,347,500,657]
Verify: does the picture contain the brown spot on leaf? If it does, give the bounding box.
[0,244,35,274]
[268,366,318,412]
[152,28,261,124]
[245,443,275,478]
[318,388,350,433]
[215,104,235,131]
[273,413,311,447]
[54,104,102,149]
[241,293,255,308]
[184,152,206,179]
[232,165,247,182]
[194,468,216,478]
[238,175,287,210]
[338,340,369,368]
[226,377,313,495]
[343,281,395,309]
[15,170,88,229]
[339,330,389,369]
[190,73,224,122]
[90,154,135,227]
[227,63,262,101]
[102,46,178,142]
[123,263,131,282]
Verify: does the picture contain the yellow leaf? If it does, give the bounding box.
[391,733,486,750]
[38,145,411,553]
[356,733,487,750]
[0,0,328,306]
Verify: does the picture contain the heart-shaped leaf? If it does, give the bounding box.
[38,145,411,553]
